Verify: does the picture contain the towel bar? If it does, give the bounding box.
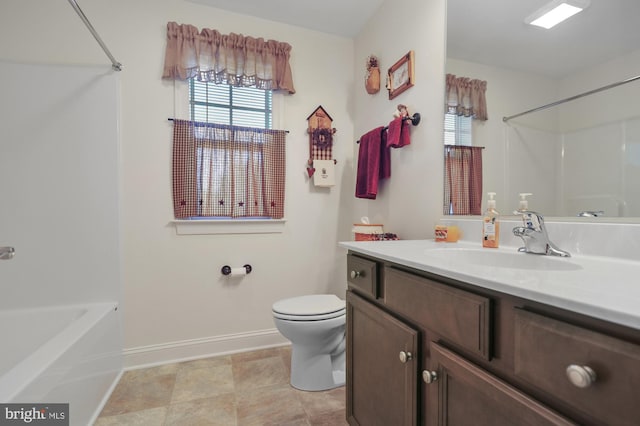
[356,113,420,143]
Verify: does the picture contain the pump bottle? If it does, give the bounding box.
[517,193,533,212]
[482,192,500,248]
[516,193,540,229]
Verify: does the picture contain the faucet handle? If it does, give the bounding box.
[514,210,544,232]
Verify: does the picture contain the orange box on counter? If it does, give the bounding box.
[435,225,460,242]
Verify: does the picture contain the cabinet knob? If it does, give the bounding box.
[566,364,597,388]
[422,370,438,384]
[350,270,363,279]
[399,351,413,363]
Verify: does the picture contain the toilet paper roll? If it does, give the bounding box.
[230,267,247,276]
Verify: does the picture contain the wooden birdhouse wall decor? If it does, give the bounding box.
[306,106,336,185]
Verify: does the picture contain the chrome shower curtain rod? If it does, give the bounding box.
[502,74,640,122]
[67,0,122,71]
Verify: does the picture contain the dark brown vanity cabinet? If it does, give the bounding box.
[346,254,419,425]
[345,252,640,426]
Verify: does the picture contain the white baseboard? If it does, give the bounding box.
[123,328,289,370]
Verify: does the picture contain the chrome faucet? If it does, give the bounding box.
[512,211,571,257]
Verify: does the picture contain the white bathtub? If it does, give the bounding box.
[0,302,122,425]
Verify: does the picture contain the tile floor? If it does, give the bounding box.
[95,346,347,426]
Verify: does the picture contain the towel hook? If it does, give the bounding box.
[408,112,421,126]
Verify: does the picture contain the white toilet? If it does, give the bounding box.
[272,294,346,391]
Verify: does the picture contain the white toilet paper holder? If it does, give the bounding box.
[221,264,252,275]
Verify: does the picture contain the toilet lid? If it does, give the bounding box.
[272,294,345,317]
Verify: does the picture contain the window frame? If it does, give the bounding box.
[170,80,286,235]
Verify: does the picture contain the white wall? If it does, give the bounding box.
[1,0,448,366]
[353,0,446,239]
[115,3,357,364]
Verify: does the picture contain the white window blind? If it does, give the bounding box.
[189,80,272,129]
[444,113,472,146]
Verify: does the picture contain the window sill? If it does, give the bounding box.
[172,218,286,235]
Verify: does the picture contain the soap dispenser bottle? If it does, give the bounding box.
[516,193,540,229]
[482,192,500,248]
[517,193,533,212]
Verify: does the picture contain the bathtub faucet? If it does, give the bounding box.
[512,211,570,257]
[0,246,15,260]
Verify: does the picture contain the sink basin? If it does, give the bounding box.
[423,248,582,271]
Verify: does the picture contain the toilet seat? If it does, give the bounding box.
[272,294,346,321]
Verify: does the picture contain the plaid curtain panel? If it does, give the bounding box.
[173,119,286,219]
[443,146,483,215]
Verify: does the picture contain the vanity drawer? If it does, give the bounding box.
[347,254,378,298]
[514,309,640,425]
[383,267,492,360]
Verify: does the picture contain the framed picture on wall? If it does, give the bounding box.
[387,51,415,100]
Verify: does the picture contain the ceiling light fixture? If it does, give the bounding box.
[525,0,590,29]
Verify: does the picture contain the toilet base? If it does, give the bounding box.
[290,345,345,392]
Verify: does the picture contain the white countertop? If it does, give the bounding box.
[340,239,640,331]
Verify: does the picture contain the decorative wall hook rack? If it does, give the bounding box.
[306,105,338,176]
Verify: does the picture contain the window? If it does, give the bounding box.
[172,80,286,232]
[443,113,472,146]
[443,112,482,215]
[189,80,272,129]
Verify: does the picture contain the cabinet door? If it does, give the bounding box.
[426,343,576,426]
[514,308,640,425]
[346,290,419,426]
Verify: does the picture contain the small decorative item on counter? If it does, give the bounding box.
[352,223,384,241]
[482,192,500,248]
[435,225,460,242]
[365,55,380,94]
[372,233,399,241]
[352,216,396,241]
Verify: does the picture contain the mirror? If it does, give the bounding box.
[445,0,640,220]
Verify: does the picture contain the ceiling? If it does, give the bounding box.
[188,0,640,78]
[447,0,640,78]
[187,0,386,38]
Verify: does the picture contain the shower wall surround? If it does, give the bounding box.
[0,61,121,308]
